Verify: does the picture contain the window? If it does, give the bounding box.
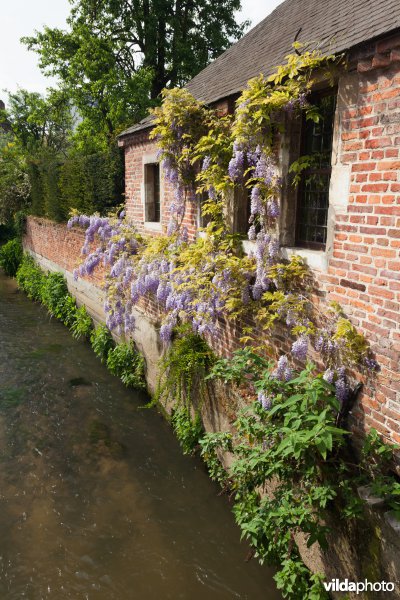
[144,163,160,222]
[197,192,211,229]
[295,92,336,249]
[234,186,251,235]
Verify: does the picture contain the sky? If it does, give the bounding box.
[0,0,284,103]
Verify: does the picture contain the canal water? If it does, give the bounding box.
[0,272,281,600]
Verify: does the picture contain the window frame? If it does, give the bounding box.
[295,88,337,251]
[142,158,162,227]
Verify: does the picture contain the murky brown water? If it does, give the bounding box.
[0,272,281,599]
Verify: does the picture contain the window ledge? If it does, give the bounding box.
[242,241,327,272]
[281,247,328,272]
[144,221,162,231]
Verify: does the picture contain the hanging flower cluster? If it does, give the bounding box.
[69,47,377,404]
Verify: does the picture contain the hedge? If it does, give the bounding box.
[28,147,124,221]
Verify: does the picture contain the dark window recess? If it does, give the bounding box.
[144,163,160,222]
[197,192,211,228]
[296,92,336,249]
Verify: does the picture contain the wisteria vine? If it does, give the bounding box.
[68,46,377,406]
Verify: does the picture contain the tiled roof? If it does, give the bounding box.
[119,0,400,137]
[118,115,155,138]
[187,0,400,104]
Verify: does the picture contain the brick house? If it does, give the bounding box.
[116,0,400,447]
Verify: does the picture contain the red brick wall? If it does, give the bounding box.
[319,35,400,444]
[122,130,198,239]
[24,33,400,446]
[24,217,105,287]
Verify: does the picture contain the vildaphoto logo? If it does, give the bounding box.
[323,579,395,594]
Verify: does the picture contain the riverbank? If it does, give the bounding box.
[0,271,281,599]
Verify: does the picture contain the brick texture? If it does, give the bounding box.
[24,34,400,447]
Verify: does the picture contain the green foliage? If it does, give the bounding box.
[23,0,247,146]
[59,147,124,216]
[40,272,77,325]
[90,324,115,362]
[207,347,270,385]
[106,342,146,389]
[171,407,203,455]
[360,429,400,518]
[0,88,72,222]
[199,431,232,485]
[16,255,77,324]
[27,147,124,221]
[274,561,328,600]
[0,238,23,276]
[332,317,369,366]
[232,47,338,148]
[154,324,215,407]
[4,88,72,156]
[205,361,356,598]
[15,255,147,391]
[14,210,27,237]
[0,223,15,243]
[201,355,400,597]
[16,254,45,300]
[0,139,31,224]
[70,305,93,339]
[152,325,215,453]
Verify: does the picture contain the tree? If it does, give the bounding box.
[0,137,31,224]
[2,88,73,157]
[0,89,73,224]
[22,0,248,142]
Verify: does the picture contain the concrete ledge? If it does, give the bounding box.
[26,248,163,394]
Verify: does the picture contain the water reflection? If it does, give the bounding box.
[0,273,281,599]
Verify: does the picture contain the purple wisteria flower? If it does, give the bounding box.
[291,336,309,362]
[365,357,379,371]
[228,149,245,181]
[258,391,272,410]
[202,155,212,171]
[254,154,276,185]
[267,199,280,219]
[335,367,349,403]
[248,224,257,241]
[273,355,293,381]
[268,238,280,259]
[323,368,335,384]
[250,186,263,215]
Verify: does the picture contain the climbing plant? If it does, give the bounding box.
[69,45,376,406]
[153,324,215,453]
[66,46,385,597]
[199,355,400,599]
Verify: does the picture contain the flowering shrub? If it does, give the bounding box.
[201,361,348,598]
[64,48,385,593]
[69,46,377,410]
